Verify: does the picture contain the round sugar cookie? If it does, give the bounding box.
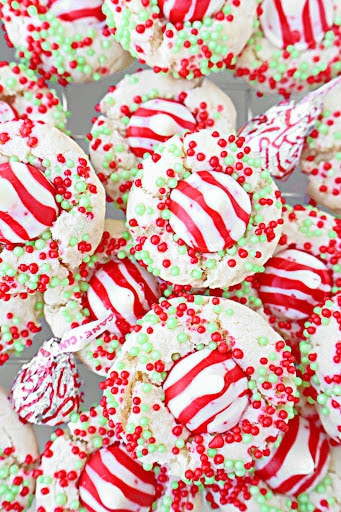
[44,219,161,375]
[126,129,283,289]
[35,405,204,511]
[0,118,105,298]
[205,430,341,512]
[0,386,39,512]
[0,0,133,85]
[225,203,341,356]
[102,295,298,481]
[0,61,68,131]
[203,407,333,512]
[234,0,341,96]
[102,0,257,80]
[301,84,341,214]
[301,293,341,443]
[89,69,237,211]
[0,291,42,366]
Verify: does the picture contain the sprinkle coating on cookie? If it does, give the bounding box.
[126,129,283,288]
[102,295,299,480]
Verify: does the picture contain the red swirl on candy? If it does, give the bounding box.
[169,170,251,252]
[47,0,106,25]
[126,98,197,158]
[257,248,332,321]
[79,443,157,511]
[10,338,82,426]
[86,258,161,335]
[255,414,330,497]
[163,348,249,434]
[260,0,333,51]
[158,0,225,23]
[0,100,18,122]
[0,162,58,244]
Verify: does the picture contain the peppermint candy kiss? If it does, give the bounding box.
[10,338,82,426]
[47,0,106,25]
[169,170,251,252]
[0,162,58,244]
[79,444,157,511]
[260,0,334,51]
[163,348,249,434]
[0,100,18,122]
[158,0,225,23]
[257,248,332,321]
[255,414,330,497]
[126,98,197,158]
[86,258,160,335]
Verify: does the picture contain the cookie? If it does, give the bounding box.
[102,295,299,481]
[301,293,341,443]
[254,413,330,498]
[89,69,237,210]
[0,61,68,130]
[102,0,257,80]
[36,405,204,511]
[126,129,283,288]
[0,118,105,298]
[234,0,341,96]
[0,0,133,85]
[204,407,333,512]
[301,83,341,214]
[0,291,42,366]
[225,203,341,355]
[0,386,39,512]
[44,219,161,375]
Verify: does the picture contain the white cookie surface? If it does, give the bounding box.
[89,69,237,210]
[103,0,257,79]
[102,296,298,480]
[1,0,133,84]
[0,119,105,297]
[126,129,283,288]
[0,387,39,511]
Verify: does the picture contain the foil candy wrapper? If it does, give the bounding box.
[239,76,341,181]
[10,337,83,426]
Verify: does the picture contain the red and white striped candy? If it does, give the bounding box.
[260,0,334,51]
[47,0,106,25]
[257,248,332,321]
[255,414,330,497]
[79,444,157,512]
[163,348,249,434]
[86,258,160,335]
[0,101,18,123]
[126,98,196,158]
[0,162,58,244]
[169,170,251,252]
[158,0,225,23]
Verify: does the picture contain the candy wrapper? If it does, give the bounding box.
[10,337,83,426]
[239,76,341,180]
[10,311,116,426]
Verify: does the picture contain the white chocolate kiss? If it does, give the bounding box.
[0,161,58,243]
[258,248,332,321]
[169,170,251,253]
[160,0,225,23]
[163,348,249,434]
[260,0,334,51]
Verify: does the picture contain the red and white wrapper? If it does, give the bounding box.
[10,311,117,425]
[10,337,83,426]
[239,76,341,180]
